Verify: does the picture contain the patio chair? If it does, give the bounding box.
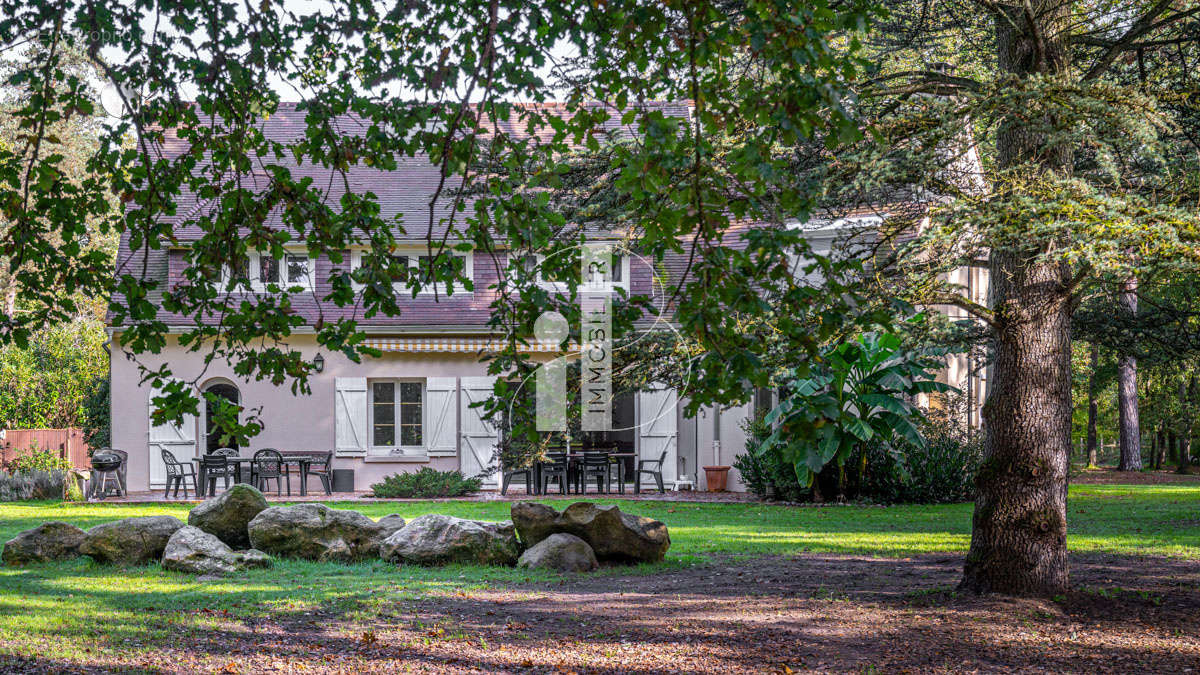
[199,451,236,496]
[500,459,534,496]
[540,452,571,495]
[161,448,199,499]
[305,451,334,495]
[577,451,610,494]
[251,448,289,496]
[634,450,668,494]
[213,447,242,482]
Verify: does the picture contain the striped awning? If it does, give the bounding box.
[363,337,574,354]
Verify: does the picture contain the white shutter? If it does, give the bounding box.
[459,376,499,486]
[147,384,198,489]
[335,377,368,457]
[637,385,679,487]
[426,377,458,457]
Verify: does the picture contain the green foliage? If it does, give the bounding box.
[733,416,808,502]
[0,319,107,430]
[4,445,72,474]
[762,329,953,488]
[369,468,482,499]
[81,374,110,450]
[857,405,983,504]
[0,0,886,440]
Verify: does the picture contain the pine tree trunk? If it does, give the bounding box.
[961,2,1073,597]
[1173,429,1187,474]
[1117,279,1142,471]
[1086,345,1099,467]
[1156,426,1167,469]
[1183,376,1196,471]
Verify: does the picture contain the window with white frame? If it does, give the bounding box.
[369,379,425,454]
[221,250,314,291]
[520,250,629,291]
[352,248,472,295]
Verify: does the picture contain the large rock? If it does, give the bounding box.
[2,521,87,565]
[161,526,272,576]
[247,504,391,562]
[79,516,185,565]
[187,484,269,549]
[511,502,669,563]
[380,514,521,566]
[517,533,598,573]
[376,514,406,537]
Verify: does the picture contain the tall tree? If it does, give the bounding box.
[1117,278,1142,470]
[1086,343,1100,468]
[835,0,1200,596]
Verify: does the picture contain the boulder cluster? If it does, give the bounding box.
[1,485,671,575]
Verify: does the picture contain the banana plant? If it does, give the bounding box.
[761,331,956,489]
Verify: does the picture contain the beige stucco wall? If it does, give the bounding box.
[679,402,751,493]
[110,332,494,492]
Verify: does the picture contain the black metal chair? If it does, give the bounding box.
[214,447,242,481]
[305,451,334,495]
[539,452,571,495]
[251,448,289,495]
[200,448,238,496]
[577,451,611,494]
[634,450,668,494]
[501,459,534,496]
[161,448,198,499]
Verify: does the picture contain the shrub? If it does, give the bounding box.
[0,469,68,501]
[733,416,809,502]
[5,446,72,474]
[763,331,952,489]
[857,403,983,504]
[370,468,482,498]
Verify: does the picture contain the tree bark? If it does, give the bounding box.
[1172,428,1186,473]
[1156,425,1167,469]
[1180,374,1190,470]
[961,2,1073,597]
[1117,278,1142,471]
[1086,344,1099,467]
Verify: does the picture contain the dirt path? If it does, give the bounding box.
[5,552,1199,674]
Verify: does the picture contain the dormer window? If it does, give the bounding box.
[222,250,314,292]
[521,250,629,291]
[351,247,473,295]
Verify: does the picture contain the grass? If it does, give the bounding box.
[1,484,1198,666]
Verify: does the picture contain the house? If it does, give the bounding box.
[107,103,988,494]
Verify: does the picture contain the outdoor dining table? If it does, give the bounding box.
[533,451,636,495]
[191,454,316,497]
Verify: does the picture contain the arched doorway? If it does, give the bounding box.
[202,380,241,454]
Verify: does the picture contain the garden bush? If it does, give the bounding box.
[857,403,983,504]
[370,468,482,498]
[0,469,69,501]
[4,446,73,474]
[733,416,809,502]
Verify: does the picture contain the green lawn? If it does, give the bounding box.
[0,484,1198,665]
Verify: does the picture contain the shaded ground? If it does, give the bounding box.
[3,552,1198,674]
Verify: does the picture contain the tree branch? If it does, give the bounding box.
[1081,0,1190,80]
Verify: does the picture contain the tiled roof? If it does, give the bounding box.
[110,101,696,332]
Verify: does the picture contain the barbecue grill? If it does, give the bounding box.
[89,449,125,499]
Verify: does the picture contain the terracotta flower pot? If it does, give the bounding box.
[703,465,732,492]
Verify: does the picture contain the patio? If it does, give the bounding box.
[90,488,758,504]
